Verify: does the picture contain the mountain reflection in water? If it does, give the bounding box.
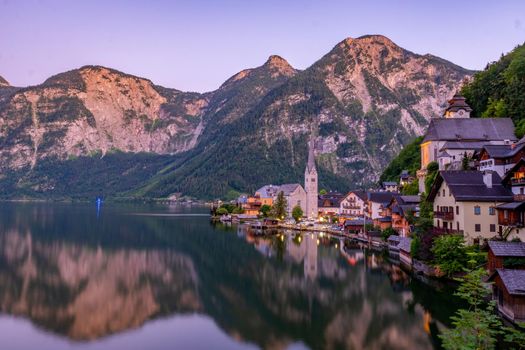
[0,203,460,350]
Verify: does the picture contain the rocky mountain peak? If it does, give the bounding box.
[263,55,296,78]
[0,76,10,87]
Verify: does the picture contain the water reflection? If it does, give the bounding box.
[0,203,460,349]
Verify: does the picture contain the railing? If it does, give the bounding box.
[432,227,464,235]
[511,178,525,185]
[342,205,361,209]
[514,194,525,202]
[434,211,454,220]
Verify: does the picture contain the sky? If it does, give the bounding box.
[1,0,525,92]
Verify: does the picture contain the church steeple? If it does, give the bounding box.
[305,133,318,219]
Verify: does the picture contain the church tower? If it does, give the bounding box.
[305,137,318,219]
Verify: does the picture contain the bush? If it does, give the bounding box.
[431,235,468,276]
[381,227,397,241]
[216,207,229,215]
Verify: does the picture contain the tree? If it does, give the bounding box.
[231,206,244,214]
[461,152,470,170]
[319,189,327,195]
[431,235,468,276]
[292,205,303,223]
[440,269,502,350]
[260,204,271,217]
[271,191,288,219]
[381,227,397,241]
[216,207,229,216]
[401,180,419,195]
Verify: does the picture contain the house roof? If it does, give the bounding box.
[481,144,519,159]
[344,219,373,226]
[488,269,525,296]
[348,190,367,202]
[255,185,279,198]
[488,241,525,257]
[383,181,398,186]
[428,171,514,202]
[400,195,421,204]
[423,118,516,143]
[368,191,395,204]
[496,201,525,210]
[398,237,412,253]
[441,141,489,151]
[318,192,345,208]
[502,158,525,185]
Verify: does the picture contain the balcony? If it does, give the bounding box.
[514,194,525,202]
[434,211,454,220]
[432,227,464,235]
[342,204,361,210]
[511,177,525,185]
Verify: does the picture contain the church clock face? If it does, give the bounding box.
[458,110,464,116]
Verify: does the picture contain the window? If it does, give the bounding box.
[443,189,446,197]
[490,224,496,232]
[504,210,509,219]
[489,207,495,215]
[443,222,448,229]
[456,206,459,215]
[475,224,481,232]
[474,206,481,215]
[457,222,460,231]
[521,187,524,195]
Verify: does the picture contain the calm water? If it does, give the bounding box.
[0,202,461,350]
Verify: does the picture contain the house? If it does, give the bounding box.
[344,218,373,233]
[386,195,420,237]
[427,171,513,244]
[339,190,367,218]
[399,170,413,186]
[487,241,525,273]
[398,237,412,267]
[254,185,279,207]
[488,269,525,323]
[495,159,525,240]
[417,94,516,192]
[382,182,399,193]
[478,142,525,177]
[241,196,262,216]
[367,192,395,219]
[318,191,344,218]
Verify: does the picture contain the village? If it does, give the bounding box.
[213,94,525,326]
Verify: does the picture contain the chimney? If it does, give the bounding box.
[483,171,493,189]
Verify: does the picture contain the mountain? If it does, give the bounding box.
[133,35,473,198]
[0,76,9,87]
[0,35,474,199]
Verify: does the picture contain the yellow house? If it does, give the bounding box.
[428,170,513,244]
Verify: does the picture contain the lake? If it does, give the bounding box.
[0,202,461,350]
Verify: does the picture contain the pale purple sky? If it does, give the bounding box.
[1,0,524,92]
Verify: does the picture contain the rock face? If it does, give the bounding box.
[0,76,9,87]
[0,35,473,198]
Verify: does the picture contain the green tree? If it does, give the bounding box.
[319,189,327,195]
[271,191,288,219]
[216,207,229,216]
[379,136,423,183]
[260,204,271,217]
[231,206,244,214]
[440,269,502,350]
[461,152,470,170]
[292,205,303,223]
[401,180,419,195]
[431,235,467,276]
[381,227,397,241]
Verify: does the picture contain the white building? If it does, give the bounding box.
[340,191,367,217]
[305,137,318,219]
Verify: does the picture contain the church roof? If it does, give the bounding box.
[423,118,516,143]
[277,183,303,196]
[443,94,473,114]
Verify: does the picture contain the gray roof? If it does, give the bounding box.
[400,195,421,204]
[428,171,513,202]
[256,185,280,198]
[423,118,516,143]
[349,190,367,201]
[482,144,519,158]
[494,269,525,296]
[383,181,398,186]
[398,237,412,253]
[443,95,473,114]
[441,141,489,151]
[368,191,395,204]
[388,235,401,242]
[488,241,525,257]
[496,201,525,210]
[277,183,303,196]
[344,219,373,226]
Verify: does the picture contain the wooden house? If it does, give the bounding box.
[487,241,525,273]
[488,269,525,323]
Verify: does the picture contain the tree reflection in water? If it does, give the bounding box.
[0,203,461,349]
